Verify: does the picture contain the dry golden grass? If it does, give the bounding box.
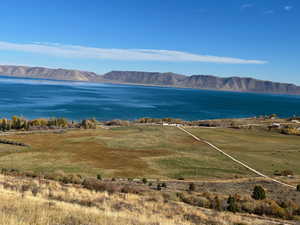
[0,174,295,225]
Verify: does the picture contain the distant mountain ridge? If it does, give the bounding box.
[0,65,299,94]
[0,65,99,81]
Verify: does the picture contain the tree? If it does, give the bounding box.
[214,196,222,211]
[297,185,300,192]
[188,183,195,192]
[156,184,161,191]
[227,195,238,213]
[142,178,147,184]
[81,119,96,129]
[252,186,266,200]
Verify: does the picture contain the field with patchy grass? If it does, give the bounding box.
[0,126,249,179]
[186,127,300,176]
[0,125,299,180]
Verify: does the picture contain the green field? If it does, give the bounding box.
[186,127,300,176]
[0,125,299,179]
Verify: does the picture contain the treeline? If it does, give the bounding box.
[0,116,97,131]
[127,117,247,127]
[1,115,298,131]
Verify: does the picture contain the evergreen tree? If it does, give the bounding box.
[142,178,147,184]
[188,183,195,191]
[252,186,266,200]
[227,195,238,213]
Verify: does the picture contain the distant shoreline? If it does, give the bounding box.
[1,64,300,95]
[0,74,299,97]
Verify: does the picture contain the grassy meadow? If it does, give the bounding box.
[186,127,300,176]
[0,125,299,179]
[0,126,249,179]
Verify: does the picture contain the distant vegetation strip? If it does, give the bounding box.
[0,116,97,131]
[0,115,300,137]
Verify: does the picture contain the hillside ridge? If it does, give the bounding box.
[0,65,299,94]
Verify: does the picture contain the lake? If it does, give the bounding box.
[0,75,299,121]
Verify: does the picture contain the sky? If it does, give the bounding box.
[0,0,299,84]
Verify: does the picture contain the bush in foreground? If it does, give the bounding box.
[252,186,266,200]
[96,174,102,180]
[142,178,147,184]
[188,183,195,192]
[227,195,238,213]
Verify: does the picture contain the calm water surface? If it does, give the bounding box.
[0,75,299,121]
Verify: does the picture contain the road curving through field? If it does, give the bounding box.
[177,126,296,189]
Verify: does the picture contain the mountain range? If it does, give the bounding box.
[0,65,299,94]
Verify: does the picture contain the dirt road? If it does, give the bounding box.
[177,126,296,189]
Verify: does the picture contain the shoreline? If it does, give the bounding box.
[1,74,300,96]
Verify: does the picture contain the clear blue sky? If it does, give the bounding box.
[0,0,299,84]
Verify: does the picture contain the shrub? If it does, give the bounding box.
[81,119,97,129]
[82,178,106,192]
[281,128,300,136]
[31,186,39,196]
[267,200,287,218]
[227,195,238,213]
[211,196,222,211]
[297,185,300,192]
[162,192,178,202]
[96,174,102,180]
[156,184,162,191]
[1,168,8,174]
[274,170,294,176]
[82,179,122,194]
[188,183,195,192]
[142,178,147,184]
[121,185,143,194]
[252,186,266,200]
[281,170,294,176]
[24,171,38,178]
[20,184,31,193]
[68,174,83,184]
[184,213,202,224]
[104,120,130,126]
[241,201,255,214]
[161,182,167,188]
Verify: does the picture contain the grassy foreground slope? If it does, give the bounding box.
[0,174,294,225]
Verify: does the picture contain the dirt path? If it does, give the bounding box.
[177,126,296,189]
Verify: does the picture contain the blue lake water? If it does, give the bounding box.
[0,75,299,121]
